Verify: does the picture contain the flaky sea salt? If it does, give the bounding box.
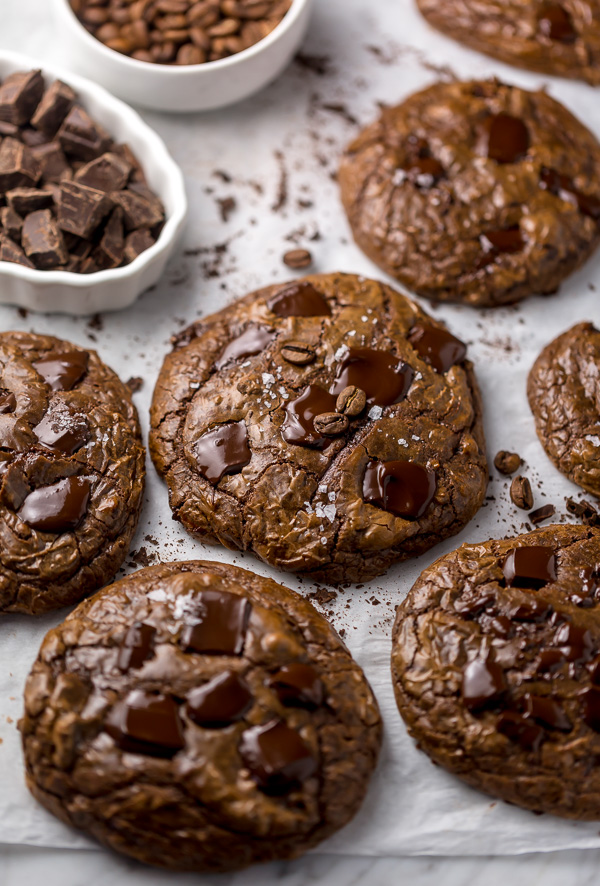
[369,405,383,420]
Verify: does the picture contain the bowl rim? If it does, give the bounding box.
[54,0,309,75]
[0,49,187,289]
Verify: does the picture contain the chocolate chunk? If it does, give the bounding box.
[0,138,41,191]
[216,326,276,370]
[94,207,124,270]
[112,142,146,183]
[180,590,251,656]
[33,349,89,391]
[0,234,33,267]
[462,655,506,712]
[554,622,594,663]
[496,711,544,751]
[494,450,521,475]
[31,80,76,136]
[510,475,534,510]
[401,137,445,187]
[279,340,316,367]
[74,152,131,192]
[193,421,251,484]
[507,598,552,622]
[479,225,525,263]
[538,3,577,43]
[503,546,557,589]
[0,121,19,138]
[21,209,68,269]
[269,663,324,709]
[58,105,112,161]
[363,459,437,519]
[112,188,164,231]
[105,690,185,757]
[123,229,155,263]
[0,206,23,241]
[283,248,313,269]
[267,282,331,318]
[521,693,572,731]
[330,348,414,407]
[18,476,91,532]
[0,70,44,126]
[239,719,317,794]
[566,498,600,526]
[407,324,467,373]
[30,141,71,184]
[335,384,367,417]
[540,167,600,221]
[57,181,112,239]
[186,671,253,727]
[117,622,156,673]
[582,687,600,732]
[21,128,49,148]
[487,113,530,164]
[282,384,337,448]
[0,391,16,415]
[33,408,89,455]
[529,504,556,525]
[312,411,349,436]
[7,188,54,216]
[537,648,567,673]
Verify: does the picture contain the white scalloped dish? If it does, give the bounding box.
[0,51,187,315]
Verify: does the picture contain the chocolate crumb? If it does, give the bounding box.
[566,497,600,526]
[217,196,236,223]
[126,376,143,393]
[87,313,103,331]
[529,504,556,525]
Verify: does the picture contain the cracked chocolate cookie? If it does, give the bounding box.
[528,322,600,497]
[417,1,600,86]
[149,272,488,584]
[339,79,600,307]
[20,560,382,872]
[0,331,145,614]
[392,523,600,818]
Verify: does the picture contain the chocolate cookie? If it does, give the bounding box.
[392,524,600,818]
[528,322,600,497]
[417,1,600,86]
[20,560,382,871]
[0,331,145,614]
[339,79,600,307]
[149,273,488,584]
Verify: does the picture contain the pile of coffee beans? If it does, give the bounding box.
[0,68,165,273]
[70,0,293,65]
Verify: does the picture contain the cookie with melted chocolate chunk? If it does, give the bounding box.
[20,560,381,871]
[528,322,600,498]
[0,330,145,614]
[417,1,600,86]
[339,79,600,307]
[392,524,600,819]
[149,273,488,584]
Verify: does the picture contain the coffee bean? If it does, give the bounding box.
[280,341,316,366]
[70,0,292,64]
[335,385,366,417]
[283,248,312,269]
[510,475,534,510]
[313,412,349,436]
[494,450,522,475]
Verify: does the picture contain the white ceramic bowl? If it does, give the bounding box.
[53,0,315,113]
[0,51,187,315]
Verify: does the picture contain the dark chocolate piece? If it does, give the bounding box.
[269,663,324,709]
[0,391,17,415]
[529,504,556,525]
[538,3,577,43]
[112,188,164,231]
[57,181,112,239]
[6,188,54,216]
[407,325,467,373]
[0,70,44,127]
[330,347,414,406]
[479,225,525,264]
[462,655,506,711]
[31,79,76,136]
[582,687,600,732]
[363,459,437,519]
[193,422,251,484]
[0,137,41,191]
[554,622,594,663]
[239,719,317,794]
[123,229,154,263]
[540,167,600,221]
[93,207,124,270]
[58,105,112,162]
[0,205,24,241]
[267,282,331,318]
[33,349,89,391]
[186,671,253,727]
[117,622,157,673]
[30,141,70,184]
[0,234,34,267]
[496,711,544,751]
[486,113,530,164]
[33,408,89,456]
[181,590,252,656]
[521,693,572,731]
[74,152,131,192]
[105,690,185,757]
[216,326,276,370]
[18,476,91,532]
[282,384,337,448]
[21,209,68,269]
[503,546,557,589]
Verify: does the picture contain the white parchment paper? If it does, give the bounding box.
[1,0,600,857]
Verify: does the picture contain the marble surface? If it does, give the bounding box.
[2,0,600,881]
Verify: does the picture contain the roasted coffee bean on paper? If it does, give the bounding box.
[70,0,293,65]
[0,69,164,274]
[510,475,534,510]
